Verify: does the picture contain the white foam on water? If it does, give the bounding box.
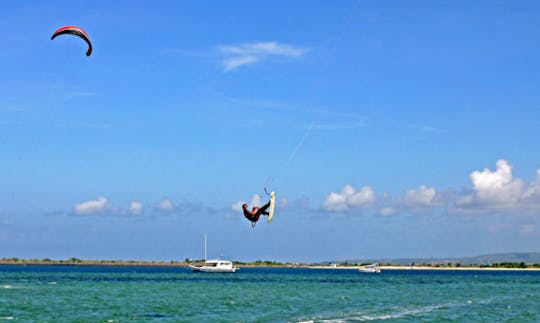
[1,285,13,289]
[295,302,462,322]
[0,317,14,320]
[354,305,440,321]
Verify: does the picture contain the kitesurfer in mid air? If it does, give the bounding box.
[242,200,271,223]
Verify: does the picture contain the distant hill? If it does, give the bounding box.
[328,252,540,266]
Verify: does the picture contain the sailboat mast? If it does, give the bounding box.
[204,233,207,261]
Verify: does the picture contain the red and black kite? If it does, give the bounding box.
[51,26,92,56]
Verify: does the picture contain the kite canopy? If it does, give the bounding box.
[51,26,92,56]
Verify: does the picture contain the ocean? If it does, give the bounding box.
[1,265,539,322]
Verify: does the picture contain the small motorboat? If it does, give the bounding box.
[358,263,381,273]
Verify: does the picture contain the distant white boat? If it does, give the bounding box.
[358,263,381,273]
[187,234,238,273]
[188,259,238,273]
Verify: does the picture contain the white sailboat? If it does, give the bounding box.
[187,234,238,273]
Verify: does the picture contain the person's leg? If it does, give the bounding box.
[257,201,271,216]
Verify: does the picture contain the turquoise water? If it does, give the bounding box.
[1,265,539,322]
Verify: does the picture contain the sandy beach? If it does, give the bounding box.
[297,265,540,271]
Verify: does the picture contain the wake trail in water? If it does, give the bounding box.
[294,300,474,322]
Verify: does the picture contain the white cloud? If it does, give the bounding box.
[348,186,376,207]
[453,160,540,214]
[323,192,348,212]
[323,184,375,211]
[231,200,244,212]
[74,197,109,215]
[456,160,525,209]
[218,41,309,71]
[470,160,523,205]
[320,160,540,216]
[129,201,143,215]
[223,55,259,71]
[219,42,307,57]
[523,169,540,201]
[403,185,437,206]
[156,198,174,211]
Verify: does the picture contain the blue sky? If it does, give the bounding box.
[1,1,540,262]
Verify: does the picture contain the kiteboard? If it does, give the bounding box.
[268,192,276,223]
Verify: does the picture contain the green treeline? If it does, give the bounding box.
[481,262,540,269]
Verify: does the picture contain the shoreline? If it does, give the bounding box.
[1,260,540,271]
[381,265,540,271]
[306,265,540,271]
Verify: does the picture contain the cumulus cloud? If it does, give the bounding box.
[470,160,523,205]
[68,196,213,217]
[156,198,174,211]
[74,197,109,215]
[129,201,143,215]
[323,184,376,212]
[454,159,540,212]
[403,185,437,206]
[321,160,540,216]
[523,169,540,202]
[218,41,309,71]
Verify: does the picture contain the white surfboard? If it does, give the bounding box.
[268,192,276,223]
